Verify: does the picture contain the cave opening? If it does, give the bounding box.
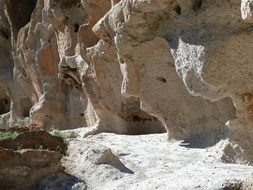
[8,0,38,32]
[121,97,166,135]
[126,110,166,135]
[156,76,167,83]
[0,97,10,115]
[174,4,181,15]
[20,97,33,118]
[74,23,80,33]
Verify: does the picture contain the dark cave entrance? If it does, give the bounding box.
[20,97,33,118]
[8,0,38,32]
[121,97,166,135]
[0,97,10,115]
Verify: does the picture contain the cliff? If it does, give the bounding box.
[0,0,253,189]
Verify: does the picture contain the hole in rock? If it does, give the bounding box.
[74,23,80,33]
[192,0,202,11]
[20,97,32,117]
[0,97,10,115]
[9,0,38,31]
[0,29,9,40]
[174,4,181,15]
[121,97,166,135]
[126,110,166,135]
[4,99,8,104]
[156,77,167,83]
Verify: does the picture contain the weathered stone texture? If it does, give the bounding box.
[1,0,253,163]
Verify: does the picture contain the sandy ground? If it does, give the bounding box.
[62,131,253,190]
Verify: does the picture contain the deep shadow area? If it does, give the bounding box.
[0,97,10,115]
[121,97,166,135]
[179,129,228,149]
[20,97,33,117]
[37,172,86,190]
[117,165,134,174]
[95,148,134,174]
[99,158,134,174]
[7,0,37,35]
[126,110,166,135]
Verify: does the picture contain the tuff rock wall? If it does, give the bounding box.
[1,0,253,163]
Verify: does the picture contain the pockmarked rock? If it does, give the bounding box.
[0,0,253,170]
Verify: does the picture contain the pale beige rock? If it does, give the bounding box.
[91,0,236,146]
[166,0,253,162]
[0,0,252,164]
[241,0,253,22]
[1,0,253,188]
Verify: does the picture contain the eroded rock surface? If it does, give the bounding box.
[0,0,235,140]
[0,148,62,190]
[0,0,253,179]
[0,129,73,190]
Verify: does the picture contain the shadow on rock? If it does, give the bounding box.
[37,172,87,190]
[92,147,134,174]
[179,132,228,149]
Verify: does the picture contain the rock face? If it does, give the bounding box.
[169,0,253,162]
[0,0,252,163]
[0,148,62,190]
[0,130,66,151]
[0,129,66,190]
